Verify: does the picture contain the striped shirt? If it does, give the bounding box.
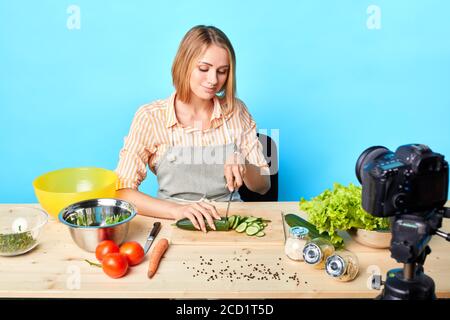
[115,93,269,190]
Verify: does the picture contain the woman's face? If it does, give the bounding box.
[190,44,229,101]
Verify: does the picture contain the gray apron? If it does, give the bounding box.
[155,115,241,202]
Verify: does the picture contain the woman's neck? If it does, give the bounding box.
[175,95,214,129]
[187,94,213,114]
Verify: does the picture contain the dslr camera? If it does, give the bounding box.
[356,144,448,217]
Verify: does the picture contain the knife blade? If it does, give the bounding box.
[144,222,161,255]
[225,190,235,219]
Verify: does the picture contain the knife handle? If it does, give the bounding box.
[148,222,161,239]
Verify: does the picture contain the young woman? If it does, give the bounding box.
[115,25,270,232]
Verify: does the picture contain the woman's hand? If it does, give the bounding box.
[224,152,247,192]
[170,201,221,233]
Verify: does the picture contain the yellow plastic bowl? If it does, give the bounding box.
[33,167,118,219]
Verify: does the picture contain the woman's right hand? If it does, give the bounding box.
[170,201,221,232]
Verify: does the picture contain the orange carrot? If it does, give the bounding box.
[147,238,169,278]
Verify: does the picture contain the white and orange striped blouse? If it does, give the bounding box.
[115,93,269,190]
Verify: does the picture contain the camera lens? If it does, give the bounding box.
[355,146,390,183]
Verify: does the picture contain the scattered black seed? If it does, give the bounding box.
[187,256,306,286]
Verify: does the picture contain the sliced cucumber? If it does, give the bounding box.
[245,217,258,223]
[227,215,236,228]
[222,215,270,237]
[246,225,260,236]
[235,222,247,233]
[232,216,241,229]
[248,223,262,231]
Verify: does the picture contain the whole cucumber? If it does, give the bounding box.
[176,217,230,231]
[284,213,332,240]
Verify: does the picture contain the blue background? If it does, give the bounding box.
[1,0,449,203]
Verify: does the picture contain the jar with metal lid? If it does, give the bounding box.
[302,237,335,269]
[284,226,310,261]
[325,250,359,282]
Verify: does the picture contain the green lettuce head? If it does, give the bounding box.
[299,183,390,247]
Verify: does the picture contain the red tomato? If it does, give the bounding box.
[95,240,119,262]
[119,241,145,266]
[101,253,129,278]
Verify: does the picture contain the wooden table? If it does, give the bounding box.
[0,202,449,299]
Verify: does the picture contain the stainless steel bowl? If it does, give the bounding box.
[58,198,137,252]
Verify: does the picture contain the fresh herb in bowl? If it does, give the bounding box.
[104,214,130,225]
[68,214,93,226]
[0,226,37,254]
[299,183,390,248]
[67,212,130,226]
[0,206,48,256]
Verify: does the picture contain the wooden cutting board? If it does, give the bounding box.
[171,204,285,246]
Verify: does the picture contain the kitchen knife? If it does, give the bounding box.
[144,222,162,255]
[225,190,235,219]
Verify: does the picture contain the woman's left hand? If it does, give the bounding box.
[224,152,246,192]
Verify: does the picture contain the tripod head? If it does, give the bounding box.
[371,207,450,299]
[390,207,450,266]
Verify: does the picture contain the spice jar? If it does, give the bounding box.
[284,226,309,261]
[325,250,359,282]
[302,237,335,269]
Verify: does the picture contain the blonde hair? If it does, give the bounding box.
[172,25,236,115]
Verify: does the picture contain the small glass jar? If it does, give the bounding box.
[302,237,335,269]
[325,250,360,282]
[284,226,310,261]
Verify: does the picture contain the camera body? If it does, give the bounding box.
[356,144,449,217]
